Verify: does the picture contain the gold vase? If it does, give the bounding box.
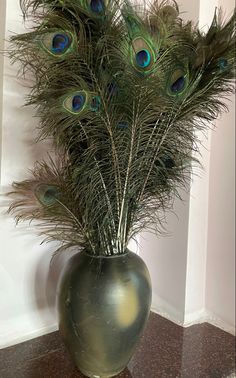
[57,249,152,378]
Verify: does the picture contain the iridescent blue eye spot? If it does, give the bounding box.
[90,0,105,14]
[52,34,70,54]
[72,95,85,112]
[170,76,186,93]
[91,96,101,111]
[135,49,151,68]
[218,58,228,71]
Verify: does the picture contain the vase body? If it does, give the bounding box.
[57,250,152,378]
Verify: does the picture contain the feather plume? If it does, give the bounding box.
[7,0,236,256]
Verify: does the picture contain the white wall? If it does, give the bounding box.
[0,0,60,348]
[0,0,6,175]
[140,193,190,324]
[183,0,216,326]
[185,0,235,333]
[205,97,235,333]
[205,0,235,327]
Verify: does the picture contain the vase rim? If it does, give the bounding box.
[82,249,131,258]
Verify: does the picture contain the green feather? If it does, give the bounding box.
[122,7,159,74]
[62,91,101,115]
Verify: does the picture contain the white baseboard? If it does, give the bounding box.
[0,308,59,349]
[151,299,235,336]
[0,323,58,349]
[183,309,235,335]
[202,310,235,336]
[183,308,208,327]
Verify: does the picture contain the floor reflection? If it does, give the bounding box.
[117,367,134,377]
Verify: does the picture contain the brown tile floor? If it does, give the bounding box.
[0,312,235,378]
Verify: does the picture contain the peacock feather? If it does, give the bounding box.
[122,4,160,74]
[62,90,101,115]
[7,0,236,256]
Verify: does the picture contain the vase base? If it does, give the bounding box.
[79,367,125,378]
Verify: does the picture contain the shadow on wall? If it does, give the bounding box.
[34,246,79,326]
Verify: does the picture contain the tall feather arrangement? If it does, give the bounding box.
[8,0,236,256]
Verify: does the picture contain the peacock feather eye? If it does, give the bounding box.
[218,57,228,71]
[131,37,157,73]
[89,0,105,14]
[62,91,101,115]
[34,184,60,206]
[168,68,188,96]
[63,92,87,115]
[90,96,101,111]
[39,31,74,57]
[171,76,185,92]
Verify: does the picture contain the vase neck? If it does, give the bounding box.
[82,249,130,258]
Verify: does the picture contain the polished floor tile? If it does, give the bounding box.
[0,312,235,377]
